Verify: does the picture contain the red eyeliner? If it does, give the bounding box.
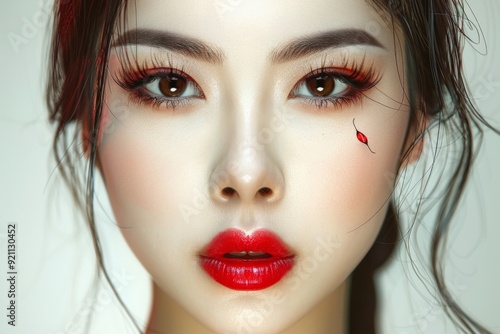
[199,228,295,291]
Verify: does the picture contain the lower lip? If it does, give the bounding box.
[199,256,294,290]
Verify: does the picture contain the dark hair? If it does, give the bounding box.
[46,0,498,333]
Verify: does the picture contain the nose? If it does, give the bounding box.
[209,137,285,204]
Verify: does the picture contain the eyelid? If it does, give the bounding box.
[118,67,204,97]
[288,67,355,98]
[113,62,207,110]
[140,68,205,98]
[293,75,349,99]
[287,62,380,110]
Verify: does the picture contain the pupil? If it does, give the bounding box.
[306,75,334,97]
[159,75,187,97]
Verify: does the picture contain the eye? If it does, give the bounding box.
[144,73,200,99]
[294,73,349,98]
[288,64,379,110]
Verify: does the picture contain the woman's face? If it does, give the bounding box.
[98,0,410,332]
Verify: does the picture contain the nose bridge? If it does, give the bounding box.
[229,123,273,195]
[210,74,284,204]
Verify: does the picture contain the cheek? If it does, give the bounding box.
[290,113,408,295]
[333,148,400,227]
[100,132,172,212]
[301,152,394,267]
[98,100,198,215]
[96,97,216,276]
[303,120,406,233]
[98,122,192,279]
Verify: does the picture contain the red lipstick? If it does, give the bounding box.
[199,228,295,291]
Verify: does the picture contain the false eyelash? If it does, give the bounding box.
[289,55,381,110]
[113,52,380,111]
[112,53,203,110]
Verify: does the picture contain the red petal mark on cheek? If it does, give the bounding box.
[356,131,368,144]
[353,118,375,154]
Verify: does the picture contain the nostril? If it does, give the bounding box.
[220,187,274,199]
[222,187,236,196]
[259,187,272,197]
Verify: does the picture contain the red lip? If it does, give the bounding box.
[199,228,295,290]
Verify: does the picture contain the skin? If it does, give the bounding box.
[96,0,417,333]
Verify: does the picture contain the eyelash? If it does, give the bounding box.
[289,58,380,110]
[113,55,204,110]
[113,55,380,111]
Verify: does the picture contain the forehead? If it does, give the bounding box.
[117,0,396,53]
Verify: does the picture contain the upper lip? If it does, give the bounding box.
[200,228,293,259]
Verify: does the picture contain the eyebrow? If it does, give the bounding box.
[112,28,384,65]
[112,29,225,64]
[269,29,385,63]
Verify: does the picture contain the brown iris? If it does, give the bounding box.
[306,75,335,97]
[158,74,187,97]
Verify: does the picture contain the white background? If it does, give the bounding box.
[1,1,499,333]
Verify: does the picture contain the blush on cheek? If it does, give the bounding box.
[346,170,390,227]
[100,130,177,213]
[342,117,409,227]
[327,145,399,232]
